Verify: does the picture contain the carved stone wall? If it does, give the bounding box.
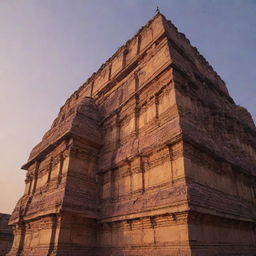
[8,12,256,256]
[165,19,256,255]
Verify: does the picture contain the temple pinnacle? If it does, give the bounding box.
[156,6,160,14]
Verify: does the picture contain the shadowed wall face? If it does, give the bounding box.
[7,13,256,256]
[0,214,13,255]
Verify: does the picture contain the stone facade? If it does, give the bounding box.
[8,12,256,256]
[0,214,13,255]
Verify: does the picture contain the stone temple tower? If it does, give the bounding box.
[7,12,256,256]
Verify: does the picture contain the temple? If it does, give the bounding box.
[7,12,256,256]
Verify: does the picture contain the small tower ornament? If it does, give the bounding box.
[156,6,160,14]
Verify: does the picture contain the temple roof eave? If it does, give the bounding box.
[21,132,72,170]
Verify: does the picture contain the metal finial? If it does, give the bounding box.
[156,6,160,14]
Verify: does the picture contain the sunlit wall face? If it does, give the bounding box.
[0,0,255,214]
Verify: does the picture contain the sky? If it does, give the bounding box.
[0,0,255,214]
